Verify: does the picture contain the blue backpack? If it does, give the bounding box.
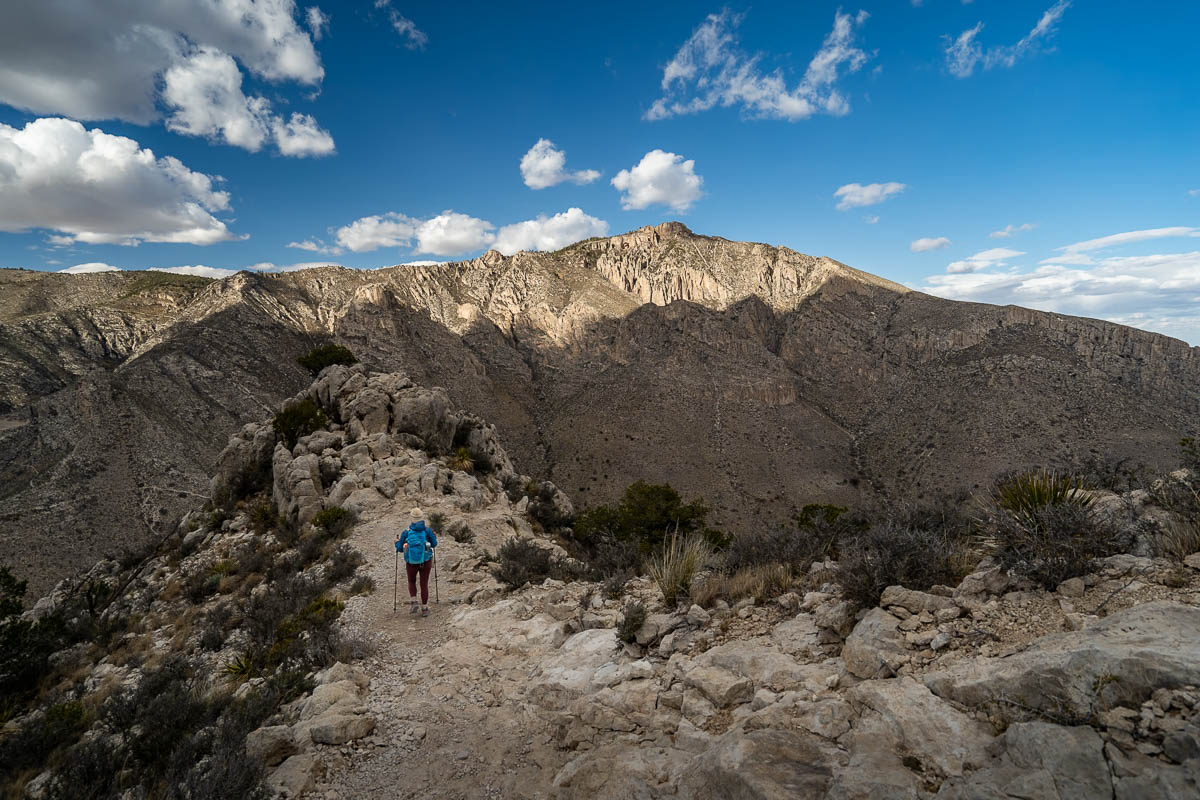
[404,523,429,564]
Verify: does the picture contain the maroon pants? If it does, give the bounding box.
[406,560,432,604]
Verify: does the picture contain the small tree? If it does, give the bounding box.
[574,481,721,553]
[297,345,357,376]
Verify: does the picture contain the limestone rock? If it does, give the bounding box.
[685,666,754,708]
[246,725,299,767]
[268,753,321,798]
[880,585,958,615]
[843,608,907,679]
[308,713,376,745]
[677,729,841,799]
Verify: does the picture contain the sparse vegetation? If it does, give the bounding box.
[492,537,580,590]
[448,447,475,472]
[984,503,1133,590]
[312,506,355,538]
[646,534,711,607]
[839,523,964,607]
[617,600,647,644]
[272,398,328,450]
[574,482,723,553]
[691,563,794,607]
[297,344,357,376]
[992,470,1091,528]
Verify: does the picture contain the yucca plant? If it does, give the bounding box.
[449,446,475,473]
[992,470,1091,530]
[646,533,711,607]
[224,652,256,680]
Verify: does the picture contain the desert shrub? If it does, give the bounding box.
[723,504,860,574]
[327,543,364,584]
[45,735,122,800]
[1155,516,1200,560]
[601,568,634,600]
[448,447,475,472]
[492,537,563,590]
[574,482,723,553]
[993,470,1091,527]
[264,596,344,671]
[646,534,711,607]
[272,399,328,450]
[297,344,357,376]
[1,566,72,704]
[617,601,647,644]
[1181,437,1200,473]
[445,520,474,544]
[312,506,355,538]
[839,523,962,607]
[249,503,282,535]
[0,700,88,784]
[691,563,794,607]
[1071,453,1147,493]
[349,574,376,596]
[985,504,1134,589]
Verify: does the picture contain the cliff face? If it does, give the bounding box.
[1,223,1197,594]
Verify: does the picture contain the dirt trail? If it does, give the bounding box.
[322,502,570,800]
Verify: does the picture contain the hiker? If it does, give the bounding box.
[398,507,438,616]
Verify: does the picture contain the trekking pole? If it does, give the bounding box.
[393,543,399,614]
[433,550,439,604]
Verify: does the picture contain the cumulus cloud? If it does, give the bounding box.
[611,150,703,211]
[946,1,1071,78]
[162,48,333,156]
[647,9,870,121]
[0,0,330,156]
[990,223,1036,239]
[326,208,610,258]
[415,212,496,256]
[0,118,237,246]
[375,0,428,49]
[921,250,1200,344]
[946,247,1024,273]
[493,208,608,255]
[520,139,601,190]
[59,263,121,274]
[335,212,420,253]
[306,7,330,41]
[911,237,951,253]
[834,182,906,211]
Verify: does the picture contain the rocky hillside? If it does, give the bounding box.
[4,366,1199,799]
[3,224,1199,595]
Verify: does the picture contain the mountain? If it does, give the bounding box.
[3,222,1198,595]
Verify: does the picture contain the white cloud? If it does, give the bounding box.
[946,1,1071,78]
[834,182,906,211]
[1189,189,1200,197]
[990,223,1036,239]
[864,215,880,225]
[520,139,600,190]
[150,265,237,279]
[493,208,608,255]
[946,247,1025,273]
[162,48,333,156]
[287,239,343,256]
[415,212,496,256]
[306,7,330,41]
[0,0,329,155]
[612,150,703,211]
[0,118,236,246]
[59,262,120,274]
[646,9,870,122]
[911,237,951,253]
[335,212,420,253]
[1059,227,1200,254]
[375,0,428,49]
[922,250,1200,344]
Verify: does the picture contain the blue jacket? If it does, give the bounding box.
[398,520,437,564]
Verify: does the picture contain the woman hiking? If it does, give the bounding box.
[398,507,438,617]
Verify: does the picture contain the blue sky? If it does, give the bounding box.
[0,1,1197,342]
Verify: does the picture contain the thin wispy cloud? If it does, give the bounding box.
[375,0,428,50]
[946,247,1024,274]
[287,239,343,256]
[646,9,870,122]
[834,182,906,211]
[990,223,1036,239]
[946,1,1071,78]
[911,237,951,253]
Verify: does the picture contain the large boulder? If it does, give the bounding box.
[677,728,842,799]
[924,601,1200,718]
[308,713,376,745]
[272,445,324,527]
[843,608,907,680]
[209,422,276,501]
[390,386,458,454]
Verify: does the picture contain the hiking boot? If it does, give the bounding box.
[421,606,430,617]
[409,602,419,614]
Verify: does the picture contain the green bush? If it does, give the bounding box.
[617,601,647,644]
[272,399,328,450]
[575,482,721,553]
[723,504,861,574]
[312,506,355,538]
[448,447,475,472]
[993,470,1091,528]
[297,344,357,376]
